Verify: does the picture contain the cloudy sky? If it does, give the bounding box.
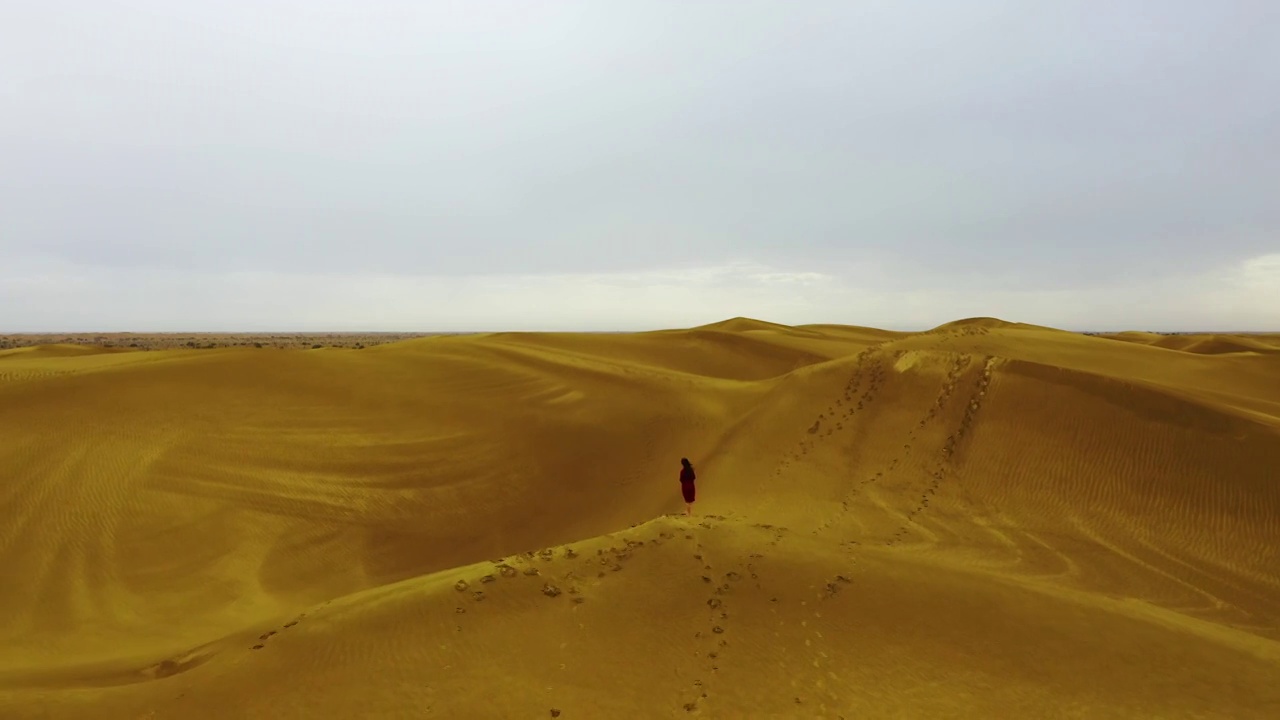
[2,1,1277,331]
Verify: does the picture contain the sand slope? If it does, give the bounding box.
[1,320,1278,718]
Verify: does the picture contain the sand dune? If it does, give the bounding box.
[1100,332,1280,356]
[1,319,1278,718]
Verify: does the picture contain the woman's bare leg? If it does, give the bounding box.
[685,503,692,516]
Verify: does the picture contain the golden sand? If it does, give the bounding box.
[1,318,1277,718]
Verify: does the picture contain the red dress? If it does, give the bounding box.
[680,465,696,503]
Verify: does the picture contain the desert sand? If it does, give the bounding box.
[1,317,1277,719]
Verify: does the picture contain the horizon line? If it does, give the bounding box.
[3,327,1279,336]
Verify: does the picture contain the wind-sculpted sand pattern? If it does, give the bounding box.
[2,317,1278,719]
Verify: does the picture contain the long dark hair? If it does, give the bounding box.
[681,457,695,479]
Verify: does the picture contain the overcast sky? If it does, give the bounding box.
[2,1,1277,331]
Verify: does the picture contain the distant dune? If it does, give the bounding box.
[1,318,1277,718]
[694,315,826,336]
[1099,331,1280,356]
[0,343,126,358]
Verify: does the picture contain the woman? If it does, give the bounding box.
[679,457,696,516]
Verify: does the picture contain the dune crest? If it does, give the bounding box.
[1,319,1278,718]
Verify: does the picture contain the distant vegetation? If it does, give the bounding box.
[0,332,453,351]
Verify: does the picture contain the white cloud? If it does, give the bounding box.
[1235,253,1280,296]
